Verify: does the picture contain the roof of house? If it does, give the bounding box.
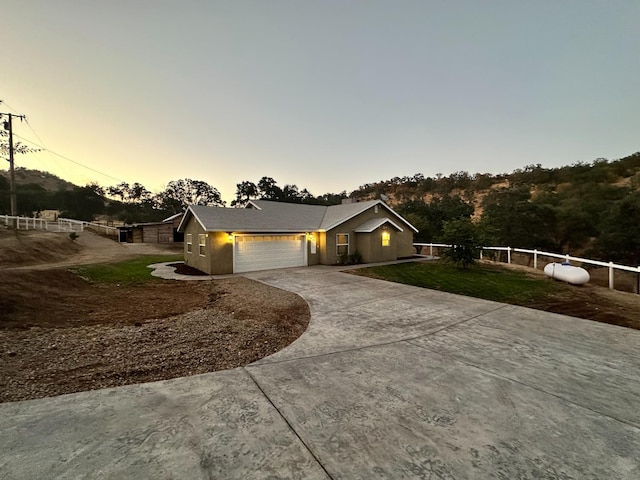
[354,217,404,233]
[178,199,418,233]
[162,213,183,223]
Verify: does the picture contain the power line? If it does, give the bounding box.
[11,132,124,183]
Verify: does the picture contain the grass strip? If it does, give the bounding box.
[73,254,183,284]
[352,261,567,304]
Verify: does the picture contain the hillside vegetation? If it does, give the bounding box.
[352,152,640,265]
[2,151,639,265]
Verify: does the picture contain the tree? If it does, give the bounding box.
[158,178,225,213]
[594,192,640,265]
[0,130,40,157]
[231,181,258,207]
[54,185,106,221]
[479,187,557,250]
[441,217,481,269]
[106,182,152,204]
[257,176,283,200]
[396,197,474,243]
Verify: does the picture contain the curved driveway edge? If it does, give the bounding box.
[1,265,639,479]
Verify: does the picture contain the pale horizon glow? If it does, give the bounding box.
[3,1,639,204]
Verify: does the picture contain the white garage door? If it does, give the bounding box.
[234,234,306,273]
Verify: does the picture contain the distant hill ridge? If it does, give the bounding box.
[350,151,640,208]
[0,167,76,192]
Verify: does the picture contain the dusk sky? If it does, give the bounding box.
[3,1,639,204]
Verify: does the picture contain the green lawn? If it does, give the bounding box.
[73,254,182,284]
[352,260,567,304]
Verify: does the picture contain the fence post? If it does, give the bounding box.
[507,247,511,264]
[565,254,570,263]
[533,249,538,269]
[608,262,614,290]
[429,244,433,256]
[479,249,483,260]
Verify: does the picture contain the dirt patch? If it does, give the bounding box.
[0,229,82,267]
[485,260,640,329]
[0,273,309,402]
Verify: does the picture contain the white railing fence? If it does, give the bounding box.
[1,215,117,236]
[414,243,640,294]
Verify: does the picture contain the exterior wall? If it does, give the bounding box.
[208,232,234,274]
[356,229,397,263]
[142,224,173,243]
[183,219,233,274]
[324,206,415,264]
[395,226,415,258]
[132,228,143,243]
[318,232,328,265]
[307,232,321,266]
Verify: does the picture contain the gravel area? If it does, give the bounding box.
[1,276,310,403]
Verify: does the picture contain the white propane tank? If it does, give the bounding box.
[543,262,590,285]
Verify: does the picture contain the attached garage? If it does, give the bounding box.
[234,234,306,273]
[178,200,418,275]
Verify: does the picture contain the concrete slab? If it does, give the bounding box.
[252,280,505,364]
[2,265,639,479]
[0,369,328,480]
[248,342,640,479]
[409,305,640,427]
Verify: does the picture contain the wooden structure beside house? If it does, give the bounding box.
[178,199,418,275]
[117,213,184,244]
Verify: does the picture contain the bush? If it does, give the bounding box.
[69,232,79,241]
[441,218,480,269]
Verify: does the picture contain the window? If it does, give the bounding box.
[336,233,349,256]
[198,234,206,256]
[381,230,390,247]
[186,233,192,254]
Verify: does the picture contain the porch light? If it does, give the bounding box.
[306,233,315,241]
[227,232,233,242]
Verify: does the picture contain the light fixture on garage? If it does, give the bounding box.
[227,232,233,242]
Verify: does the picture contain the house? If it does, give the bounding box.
[177,199,418,274]
[117,213,184,243]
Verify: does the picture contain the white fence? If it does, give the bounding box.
[1,215,117,236]
[414,243,640,293]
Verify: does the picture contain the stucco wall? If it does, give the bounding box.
[307,233,321,266]
[324,205,415,264]
[183,218,209,273]
[183,219,233,274]
[356,229,397,263]
[209,232,233,275]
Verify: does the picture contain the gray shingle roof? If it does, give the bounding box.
[180,200,418,233]
[354,217,403,232]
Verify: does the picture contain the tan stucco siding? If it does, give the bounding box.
[183,218,209,273]
[183,219,233,274]
[395,227,415,258]
[356,229,397,263]
[209,232,234,274]
[324,206,414,264]
[307,232,321,266]
[318,232,328,265]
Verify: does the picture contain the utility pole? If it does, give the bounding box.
[1,110,26,218]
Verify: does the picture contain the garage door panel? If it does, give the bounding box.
[235,235,306,273]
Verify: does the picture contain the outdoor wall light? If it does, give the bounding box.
[227,233,233,242]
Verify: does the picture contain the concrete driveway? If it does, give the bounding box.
[1,266,639,479]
